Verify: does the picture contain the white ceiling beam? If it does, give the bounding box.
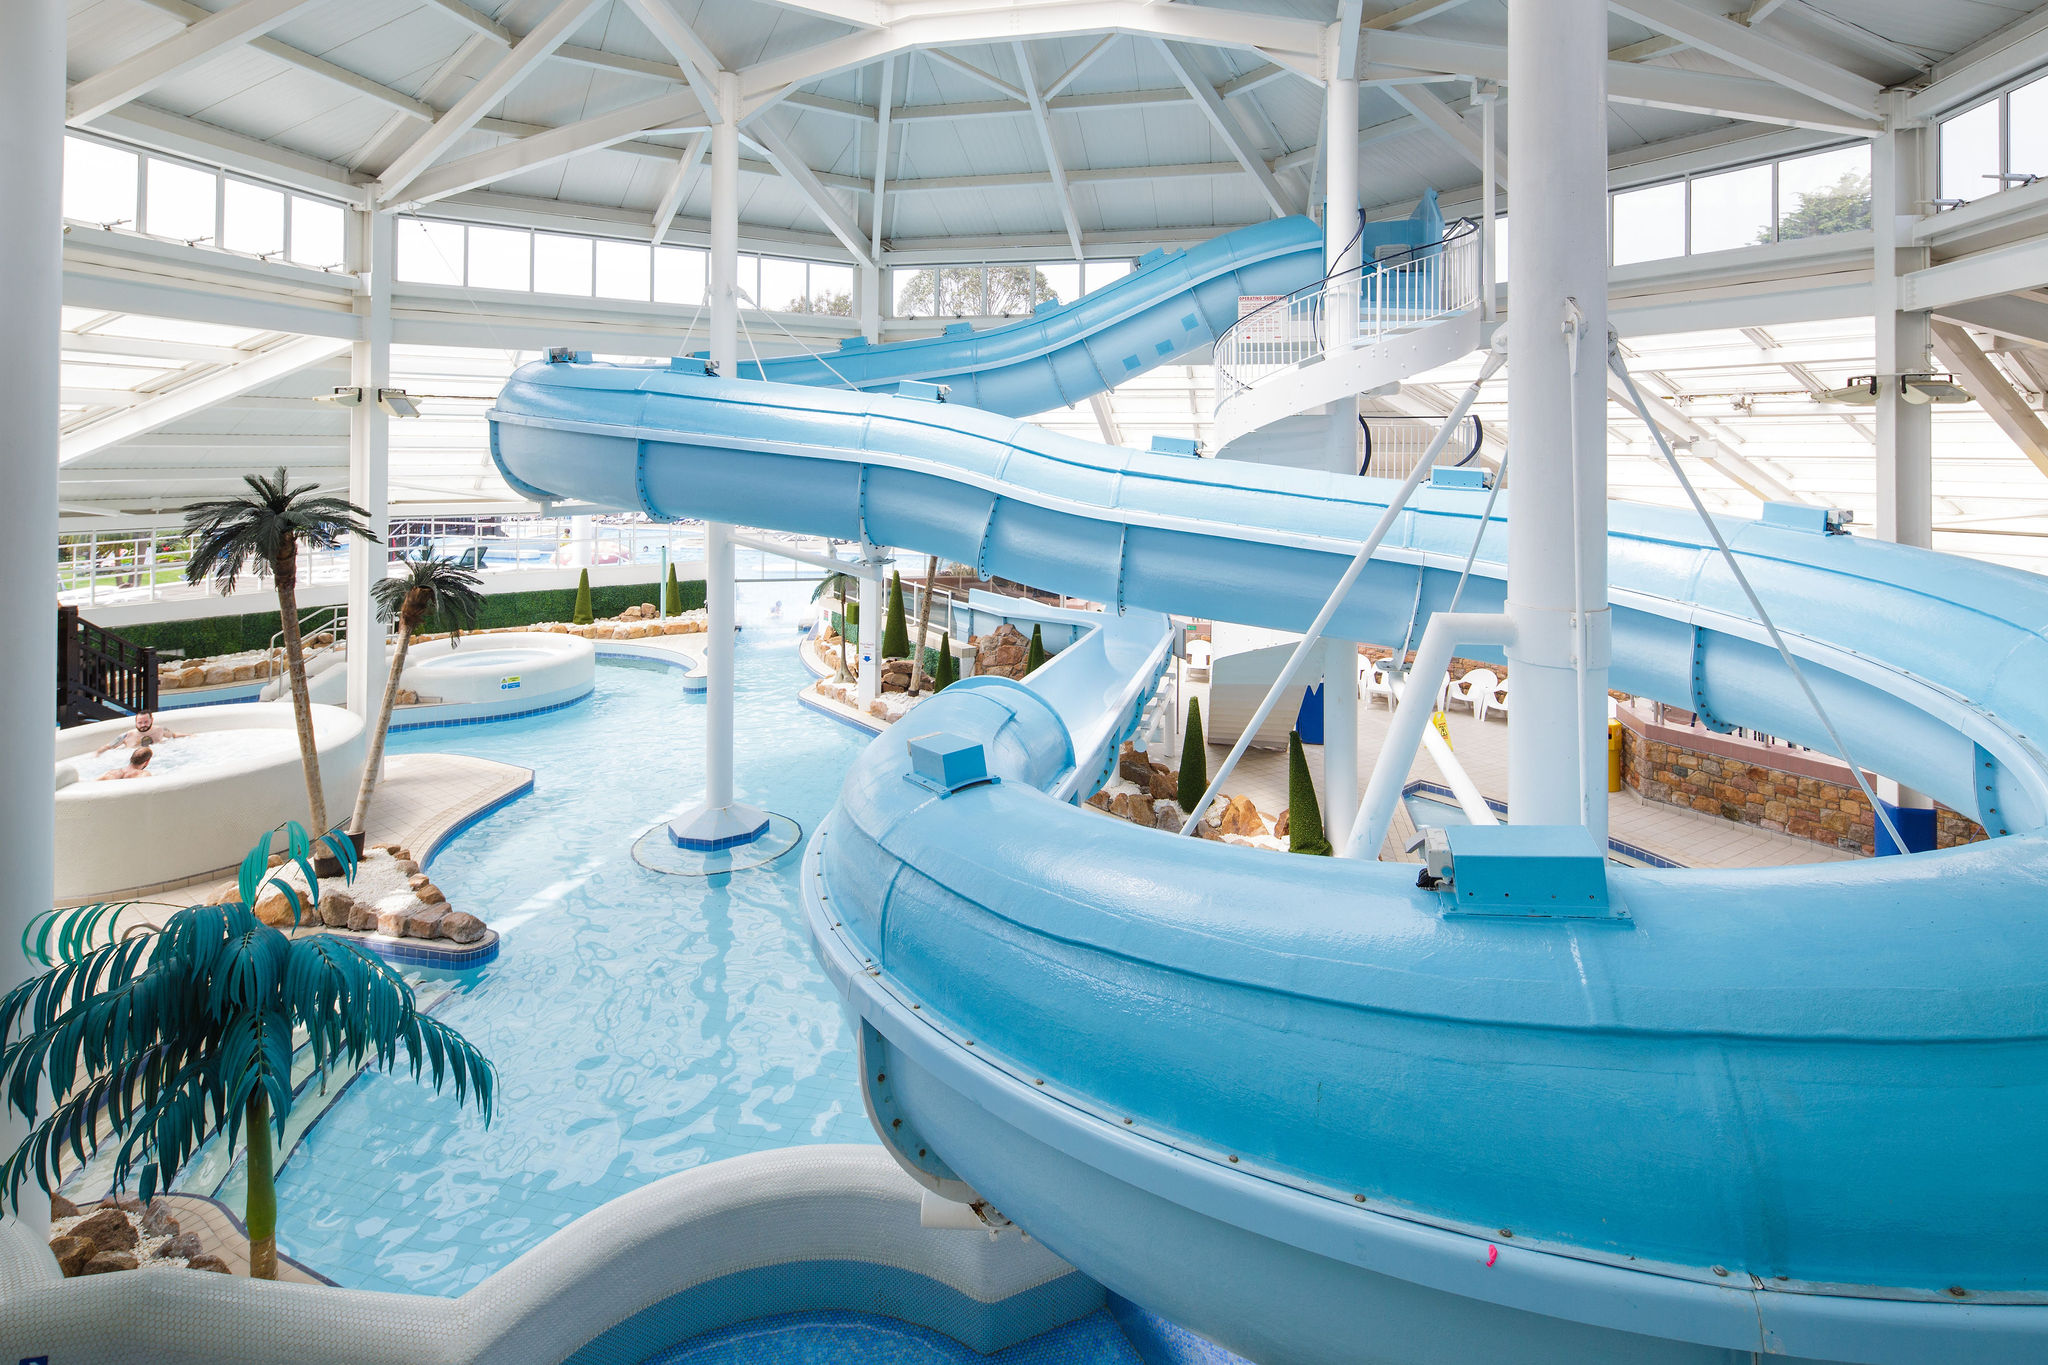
[1045,35,1119,98]
[1156,41,1290,218]
[1387,83,1506,183]
[60,332,253,366]
[1604,367,1806,504]
[621,0,728,119]
[747,121,878,270]
[1337,0,1364,81]
[1087,392,1124,445]
[751,0,886,27]
[1607,0,1883,121]
[130,0,434,122]
[1932,319,2048,480]
[871,56,898,260]
[1364,0,1478,30]
[67,0,329,125]
[1908,5,2048,121]
[1217,63,1294,98]
[651,133,710,244]
[419,0,512,43]
[1016,43,1086,262]
[1362,28,1881,134]
[88,104,366,199]
[377,0,613,204]
[395,91,707,207]
[59,335,352,465]
[1777,0,1926,75]
[741,3,1331,106]
[926,50,1027,101]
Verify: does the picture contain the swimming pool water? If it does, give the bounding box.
[271,600,875,1295]
[642,1309,1142,1365]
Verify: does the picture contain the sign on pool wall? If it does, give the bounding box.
[499,675,522,691]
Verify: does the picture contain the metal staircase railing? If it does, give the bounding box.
[57,605,158,728]
[1213,220,1483,412]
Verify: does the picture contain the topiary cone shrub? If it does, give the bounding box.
[572,569,593,625]
[664,563,683,616]
[1286,729,1333,855]
[933,633,956,690]
[1025,624,1047,672]
[1177,697,1208,814]
[882,570,911,658]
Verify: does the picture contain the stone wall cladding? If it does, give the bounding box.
[1616,707,1987,856]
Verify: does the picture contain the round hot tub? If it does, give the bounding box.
[304,631,596,721]
[54,703,365,902]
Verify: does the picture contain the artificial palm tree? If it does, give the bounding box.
[347,554,484,840]
[908,554,940,695]
[811,570,862,677]
[183,470,374,834]
[0,824,493,1279]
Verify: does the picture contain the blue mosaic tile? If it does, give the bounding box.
[642,1308,1141,1365]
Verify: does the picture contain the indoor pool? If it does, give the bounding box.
[270,585,875,1295]
[61,726,297,781]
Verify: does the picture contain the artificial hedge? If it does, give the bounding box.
[109,575,708,659]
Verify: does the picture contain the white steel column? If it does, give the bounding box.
[1505,0,1611,840]
[0,0,60,1236]
[1479,84,1499,321]
[345,209,393,719]
[669,70,766,850]
[1322,46,1361,475]
[1322,638,1359,844]
[1871,108,1937,845]
[1873,112,1934,551]
[857,566,884,709]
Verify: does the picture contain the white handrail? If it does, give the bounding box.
[1214,223,1483,411]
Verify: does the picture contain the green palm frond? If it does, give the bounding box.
[374,553,484,640]
[0,826,494,1209]
[181,467,375,593]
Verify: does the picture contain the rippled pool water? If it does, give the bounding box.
[63,726,297,781]
[272,594,874,1295]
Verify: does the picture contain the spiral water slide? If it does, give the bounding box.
[488,233,2048,1365]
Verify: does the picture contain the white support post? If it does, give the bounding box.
[346,209,393,720]
[1871,106,1936,847]
[668,70,767,851]
[1505,0,1611,842]
[857,566,884,709]
[0,0,60,1238]
[1478,83,1498,322]
[1323,31,1362,475]
[1322,638,1359,845]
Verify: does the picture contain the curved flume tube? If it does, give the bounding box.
[490,358,2048,1365]
[720,216,1325,416]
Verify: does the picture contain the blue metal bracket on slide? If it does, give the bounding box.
[1114,524,1130,615]
[973,494,1000,580]
[633,439,657,515]
[1690,623,1733,733]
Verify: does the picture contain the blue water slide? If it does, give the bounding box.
[489,353,2048,1363]
[716,216,1324,415]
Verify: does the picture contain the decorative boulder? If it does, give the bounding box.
[164,1231,204,1262]
[48,1235,94,1276]
[438,911,487,944]
[346,902,379,933]
[318,891,356,929]
[48,1193,77,1220]
[1109,791,1155,824]
[1215,795,1264,837]
[404,905,446,939]
[81,1250,138,1275]
[415,883,445,906]
[375,907,410,937]
[70,1208,136,1254]
[187,1253,232,1274]
[140,1198,179,1238]
[1147,765,1179,802]
[100,1194,143,1214]
[1274,809,1291,839]
[251,890,302,929]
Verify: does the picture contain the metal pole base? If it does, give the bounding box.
[667,801,772,850]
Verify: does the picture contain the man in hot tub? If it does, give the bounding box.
[95,712,184,755]
[99,746,153,780]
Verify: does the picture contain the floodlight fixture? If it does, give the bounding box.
[1817,375,1881,406]
[1900,373,1972,405]
[376,388,420,418]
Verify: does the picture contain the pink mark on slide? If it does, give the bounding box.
[1486,1244,1498,1267]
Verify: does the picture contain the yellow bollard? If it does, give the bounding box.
[1608,718,1625,793]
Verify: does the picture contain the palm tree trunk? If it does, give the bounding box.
[347,620,413,837]
[273,545,328,832]
[908,555,938,695]
[245,1093,278,1280]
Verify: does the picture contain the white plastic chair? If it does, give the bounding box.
[1364,659,1397,709]
[1447,669,1498,717]
[1479,673,1510,723]
[1185,639,1212,682]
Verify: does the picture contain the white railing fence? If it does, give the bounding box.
[1213,221,1483,410]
